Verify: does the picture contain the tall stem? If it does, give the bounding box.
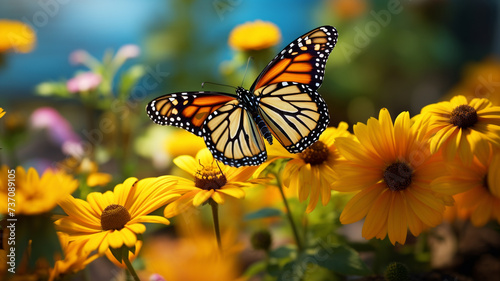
[276,173,303,252]
[123,255,140,281]
[209,199,222,252]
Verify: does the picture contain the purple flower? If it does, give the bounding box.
[66,72,102,93]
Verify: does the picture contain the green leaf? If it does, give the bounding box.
[242,260,267,278]
[269,246,294,259]
[244,208,283,220]
[276,254,307,281]
[311,245,371,276]
[109,246,124,263]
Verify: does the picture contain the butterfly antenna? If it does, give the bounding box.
[215,160,225,176]
[201,81,237,90]
[240,56,253,87]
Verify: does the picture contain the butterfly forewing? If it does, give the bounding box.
[146,92,236,136]
[256,82,330,153]
[202,101,267,167]
[251,26,338,92]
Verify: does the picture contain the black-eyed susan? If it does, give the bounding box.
[0,19,36,53]
[0,165,78,215]
[258,123,353,213]
[163,148,262,218]
[49,234,98,281]
[432,147,500,227]
[55,177,179,259]
[332,109,454,245]
[421,95,500,164]
[0,108,5,118]
[228,20,281,51]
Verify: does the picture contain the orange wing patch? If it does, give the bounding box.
[254,53,314,90]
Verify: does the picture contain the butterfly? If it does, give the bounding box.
[146,25,338,167]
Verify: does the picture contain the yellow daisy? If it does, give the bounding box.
[164,148,261,218]
[0,108,5,118]
[228,20,281,51]
[0,19,36,53]
[432,147,500,227]
[421,95,500,164]
[55,177,180,258]
[332,109,454,245]
[257,123,353,213]
[0,165,78,215]
[49,234,98,281]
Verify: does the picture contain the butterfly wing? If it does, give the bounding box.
[256,82,330,153]
[202,100,267,167]
[146,92,236,136]
[250,26,338,92]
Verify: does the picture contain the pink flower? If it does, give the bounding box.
[30,107,83,157]
[149,274,166,281]
[66,72,102,93]
[115,44,140,60]
[69,49,89,65]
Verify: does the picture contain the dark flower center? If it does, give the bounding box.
[383,162,413,191]
[101,204,131,231]
[194,165,227,190]
[300,141,329,165]
[450,105,478,129]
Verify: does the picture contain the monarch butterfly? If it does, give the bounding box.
[146,25,338,167]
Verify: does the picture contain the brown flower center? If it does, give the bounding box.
[101,204,131,231]
[194,165,227,190]
[383,162,413,191]
[450,105,478,129]
[299,141,329,165]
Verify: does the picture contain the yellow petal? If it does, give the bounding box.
[362,188,391,240]
[173,155,198,176]
[108,230,124,249]
[192,190,214,206]
[340,183,385,224]
[212,191,225,204]
[218,187,245,198]
[387,192,408,245]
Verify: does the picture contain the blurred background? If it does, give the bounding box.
[0,0,499,172]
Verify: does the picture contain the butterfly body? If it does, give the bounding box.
[146,26,338,167]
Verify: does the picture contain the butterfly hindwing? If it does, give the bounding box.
[256,82,330,153]
[202,100,267,167]
[146,92,236,136]
[251,26,338,92]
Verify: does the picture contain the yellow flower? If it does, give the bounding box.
[432,147,500,227]
[164,148,261,218]
[228,20,281,51]
[0,19,36,53]
[58,157,112,187]
[49,234,98,281]
[449,57,500,106]
[421,95,500,164]
[55,177,180,259]
[0,108,5,118]
[164,129,207,158]
[258,123,353,213]
[141,214,243,281]
[332,109,453,245]
[0,166,78,215]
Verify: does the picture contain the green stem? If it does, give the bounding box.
[209,199,222,253]
[123,255,140,281]
[276,173,303,252]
